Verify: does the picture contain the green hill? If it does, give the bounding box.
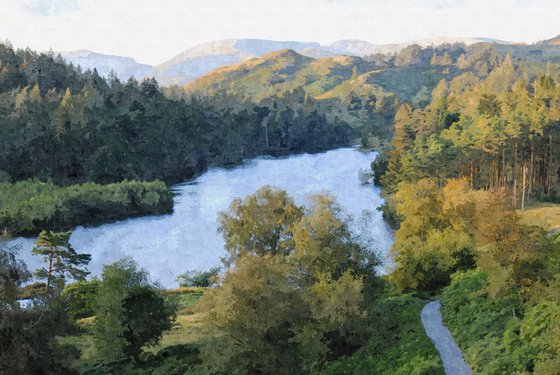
[184,49,456,106]
[184,50,368,101]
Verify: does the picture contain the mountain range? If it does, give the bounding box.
[59,37,506,86]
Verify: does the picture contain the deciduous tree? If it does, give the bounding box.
[93,259,175,364]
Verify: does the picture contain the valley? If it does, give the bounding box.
[2,19,560,374]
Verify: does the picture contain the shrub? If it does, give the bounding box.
[177,267,220,287]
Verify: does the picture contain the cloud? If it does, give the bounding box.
[22,0,83,17]
[325,0,465,8]
[419,0,465,9]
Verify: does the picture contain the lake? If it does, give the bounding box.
[13,147,393,288]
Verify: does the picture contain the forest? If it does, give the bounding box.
[0,41,354,232]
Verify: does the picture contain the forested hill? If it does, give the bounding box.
[381,53,560,201]
[177,40,560,145]
[0,42,352,187]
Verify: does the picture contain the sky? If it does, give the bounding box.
[1,0,560,65]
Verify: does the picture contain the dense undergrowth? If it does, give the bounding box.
[322,295,444,375]
[441,270,560,374]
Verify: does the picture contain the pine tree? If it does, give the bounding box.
[32,230,91,291]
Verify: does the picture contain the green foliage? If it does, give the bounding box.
[167,290,204,313]
[63,279,99,319]
[322,295,444,375]
[0,170,11,183]
[389,176,544,294]
[218,186,304,265]
[196,255,310,375]
[182,47,474,141]
[80,344,201,375]
[32,230,91,291]
[93,259,175,364]
[378,52,560,373]
[0,179,173,235]
[381,62,560,293]
[382,60,560,201]
[441,271,560,374]
[371,154,388,186]
[0,296,81,374]
[477,93,501,118]
[177,267,220,287]
[0,240,30,306]
[388,179,478,292]
[122,286,176,363]
[475,202,544,297]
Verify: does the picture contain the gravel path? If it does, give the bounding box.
[421,299,471,375]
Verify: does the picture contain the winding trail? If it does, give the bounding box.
[421,299,471,375]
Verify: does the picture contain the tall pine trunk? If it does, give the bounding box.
[529,140,534,195]
[521,163,528,209]
[512,143,517,207]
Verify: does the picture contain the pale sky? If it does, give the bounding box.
[1,0,559,65]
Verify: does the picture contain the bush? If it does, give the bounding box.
[0,170,11,183]
[371,154,388,187]
[93,259,175,364]
[80,344,201,375]
[63,280,100,319]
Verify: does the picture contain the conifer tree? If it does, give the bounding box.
[32,230,91,291]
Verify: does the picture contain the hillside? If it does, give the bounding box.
[183,49,454,105]
[180,48,474,144]
[538,34,560,46]
[0,41,354,187]
[185,51,364,99]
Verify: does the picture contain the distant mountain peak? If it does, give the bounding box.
[181,45,391,105]
[59,50,153,81]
